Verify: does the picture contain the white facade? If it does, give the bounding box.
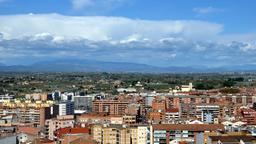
[58,101,74,116]
[181,83,194,92]
[59,103,66,116]
[61,92,74,101]
[0,94,14,102]
[117,88,137,93]
[165,111,180,124]
[136,126,148,144]
[196,105,220,124]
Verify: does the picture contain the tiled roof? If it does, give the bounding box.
[55,127,89,138]
[209,135,256,142]
[18,127,40,136]
[70,137,96,144]
[166,108,179,113]
[153,124,224,131]
[36,138,55,144]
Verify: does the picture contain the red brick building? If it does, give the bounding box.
[240,108,256,124]
[92,100,129,115]
[152,99,166,111]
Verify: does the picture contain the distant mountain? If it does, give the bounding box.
[30,59,195,73]
[0,59,256,73]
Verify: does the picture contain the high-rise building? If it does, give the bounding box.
[57,101,74,116]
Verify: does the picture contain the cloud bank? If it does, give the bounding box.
[0,14,255,67]
[193,7,224,15]
[0,13,223,41]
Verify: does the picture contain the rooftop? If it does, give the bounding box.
[166,108,179,113]
[55,127,89,138]
[18,127,40,136]
[153,124,224,131]
[209,135,256,142]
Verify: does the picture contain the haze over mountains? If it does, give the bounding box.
[0,59,255,73]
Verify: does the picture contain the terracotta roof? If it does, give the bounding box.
[153,124,224,131]
[55,127,89,138]
[18,127,40,136]
[70,137,96,144]
[209,135,256,142]
[36,138,55,144]
[166,108,179,113]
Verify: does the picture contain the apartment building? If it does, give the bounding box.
[123,115,137,124]
[57,101,74,116]
[240,108,256,124]
[169,95,210,109]
[196,105,220,124]
[92,100,129,115]
[147,111,164,124]
[151,124,224,144]
[91,124,150,144]
[165,108,180,124]
[45,115,75,140]
[0,94,14,102]
[125,103,140,115]
[152,99,166,111]
[77,113,123,125]
[180,103,197,120]
[74,95,94,113]
[0,100,54,128]
[223,95,253,105]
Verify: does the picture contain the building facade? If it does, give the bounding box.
[92,100,129,115]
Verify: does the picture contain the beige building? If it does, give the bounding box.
[123,115,137,124]
[77,113,123,125]
[0,100,54,128]
[45,115,74,140]
[91,124,149,144]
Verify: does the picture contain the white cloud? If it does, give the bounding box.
[70,0,128,11]
[0,13,223,41]
[193,7,224,15]
[71,0,93,10]
[239,42,256,51]
[0,14,256,67]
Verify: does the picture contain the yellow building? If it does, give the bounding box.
[91,124,149,144]
[0,100,54,128]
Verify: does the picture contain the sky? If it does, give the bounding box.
[0,0,256,67]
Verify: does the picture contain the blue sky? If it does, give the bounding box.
[0,0,256,67]
[1,0,255,34]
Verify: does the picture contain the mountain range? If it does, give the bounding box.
[0,59,256,73]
